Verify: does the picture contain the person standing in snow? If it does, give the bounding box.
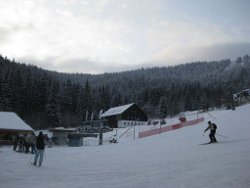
[204,121,217,143]
[33,131,45,167]
[18,135,25,152]
[13,135,18,151]
[25,133,34,154]
[26,133,36,154]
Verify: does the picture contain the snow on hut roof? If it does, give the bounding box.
[49,127,76,132]
[0,112,33,131]
[101,103,134,118]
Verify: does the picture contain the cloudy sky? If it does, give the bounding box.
[0,0,250,74]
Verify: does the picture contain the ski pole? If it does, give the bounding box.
[216,133,230,139]
[44,151,46,160]
[27,154,34,166]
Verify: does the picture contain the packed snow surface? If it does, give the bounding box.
[1,104,250,188]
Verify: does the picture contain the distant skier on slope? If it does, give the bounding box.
[204,121,217,143]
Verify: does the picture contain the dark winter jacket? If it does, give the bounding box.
[204,121,217,132]
[36,132,45,150]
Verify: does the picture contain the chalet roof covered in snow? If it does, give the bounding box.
[101,103,134,118]
[0,112,33,131]
[49,127,76,132]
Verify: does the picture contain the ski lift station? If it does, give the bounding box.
[49,127,76,145]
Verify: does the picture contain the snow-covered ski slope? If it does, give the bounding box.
[1,104,250,188]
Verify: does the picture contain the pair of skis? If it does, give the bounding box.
[199,141,218,145]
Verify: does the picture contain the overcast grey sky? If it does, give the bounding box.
[0,0,250,74]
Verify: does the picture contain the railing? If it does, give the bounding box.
[138,117,204,138]
[0,140,13,145]
[82,139,111,146]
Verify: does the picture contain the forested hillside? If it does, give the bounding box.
[0,55,250,129]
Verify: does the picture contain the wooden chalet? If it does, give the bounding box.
[0,112,34,145]
[101,103,148,128]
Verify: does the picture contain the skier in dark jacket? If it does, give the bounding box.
[204,121,217,143]
[33,131,45,166]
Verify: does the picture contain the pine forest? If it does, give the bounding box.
[0,55,250,129]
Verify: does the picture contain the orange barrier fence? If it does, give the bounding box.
[138,117,204,138]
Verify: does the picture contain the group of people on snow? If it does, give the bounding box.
[13,131,46,167]
[13,133,36,153]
